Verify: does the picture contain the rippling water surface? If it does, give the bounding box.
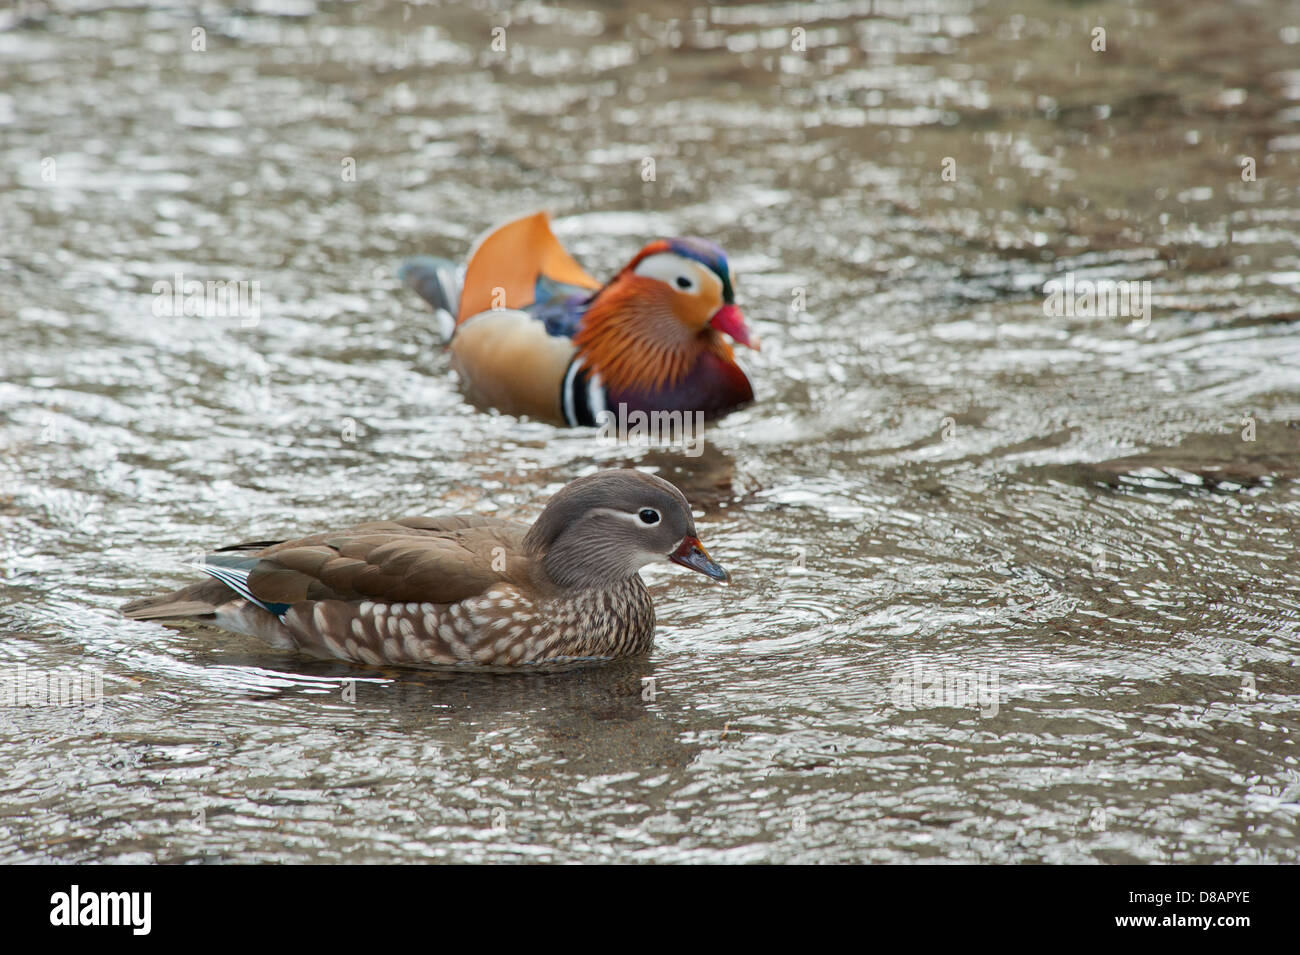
[2,0,1299,863]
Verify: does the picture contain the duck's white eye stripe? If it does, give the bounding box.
[632,253,719,298]
[592,507,662,527]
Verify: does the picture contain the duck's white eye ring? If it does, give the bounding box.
[638,508,661,525]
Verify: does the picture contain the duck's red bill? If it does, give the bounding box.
[669,536,729,582]
[709,304,760,351]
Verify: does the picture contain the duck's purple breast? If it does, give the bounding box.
[606,350,753,420]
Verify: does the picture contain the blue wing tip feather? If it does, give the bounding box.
[199,553,291,618]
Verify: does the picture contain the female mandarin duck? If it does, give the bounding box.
[399,213,758,426]
[123,470,728,667]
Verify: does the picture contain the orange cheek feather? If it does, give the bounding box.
[575,278,716,394]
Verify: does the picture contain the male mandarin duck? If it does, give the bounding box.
[122,470,728,667]
[399,213,758,426]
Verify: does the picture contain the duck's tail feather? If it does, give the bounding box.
[399,255,461,343]
[121,579,229,621]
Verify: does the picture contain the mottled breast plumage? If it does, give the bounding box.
[263,577,655,667]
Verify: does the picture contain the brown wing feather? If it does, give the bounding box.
[124,515,537,622]
[242,519,532,607]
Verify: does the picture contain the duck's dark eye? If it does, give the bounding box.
[638,508,660,525]
[675,276,692,290]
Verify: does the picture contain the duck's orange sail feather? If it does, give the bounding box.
[456,212,601,324]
